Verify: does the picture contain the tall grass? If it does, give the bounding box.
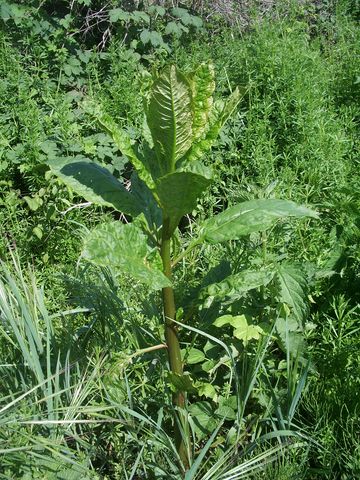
[0,254,116,478]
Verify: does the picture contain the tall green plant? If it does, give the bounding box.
[47,63,317,472]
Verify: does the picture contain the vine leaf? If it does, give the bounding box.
[214,315,264,345]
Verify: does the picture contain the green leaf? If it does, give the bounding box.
[141,115,154,148]
[276,316,300,334]
[196,382,217,399]
[199,198,318,244]
[233,317,264,344]
[276,264,309,323]
[147,65,193,175]
[140,29,151,43]
[171,7,189,19]
[201,359,216,372]
[179,159,212,179]
[23,196,42,211]
[187,15,203,27]
[148,5,165,16]
[0,3,12,21]
[83,222,171,290]
[214,314,264,344]
[275,317,304,356]
[167,372,197,393]
[109,8,130,22]
[131,11,150,24]
[171,8,202,27]
[200,269,274,302]
[213,314,244,328]
[1,2,25,22]
[140,29,163,46]
[40,140,59,156]
[47,157,142,217]
[219,395,238,409]
[189,63,215,142]
[188,401,218,439]
[83,100,155,191]
[156,171,211,233]
[187,88,242,163]
[215,404,236,421]
[32,226,43,240]
[185,348,205,364]
[134,142,164,185]
[131,172,162,230]
[164,21,187,36]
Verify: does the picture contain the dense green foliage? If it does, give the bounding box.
[0,1,359,478]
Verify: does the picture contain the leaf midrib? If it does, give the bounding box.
[169,67,176,172]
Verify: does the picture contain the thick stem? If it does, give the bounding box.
[161,218,189,472]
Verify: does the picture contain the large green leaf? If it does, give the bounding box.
[200,269,274,303]
[83,100,155,190]
[147,65,193,175]
[134,142,163,184]
[156,171,211,234]
[186,87,242,163]
[82,222,171,290]
[47,157,142,217]
[276,263,308,323]
[130,172,162,230]
[179,159,212,179]
[275,317,304,356]
[189,63,215,142]
[198,199,318,244]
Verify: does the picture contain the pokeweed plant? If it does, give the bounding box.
[47,63,317,472]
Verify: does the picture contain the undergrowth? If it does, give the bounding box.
[0,0,359,478]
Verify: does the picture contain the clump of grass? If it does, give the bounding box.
[299,296,360,478]
[0,254,116,478]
